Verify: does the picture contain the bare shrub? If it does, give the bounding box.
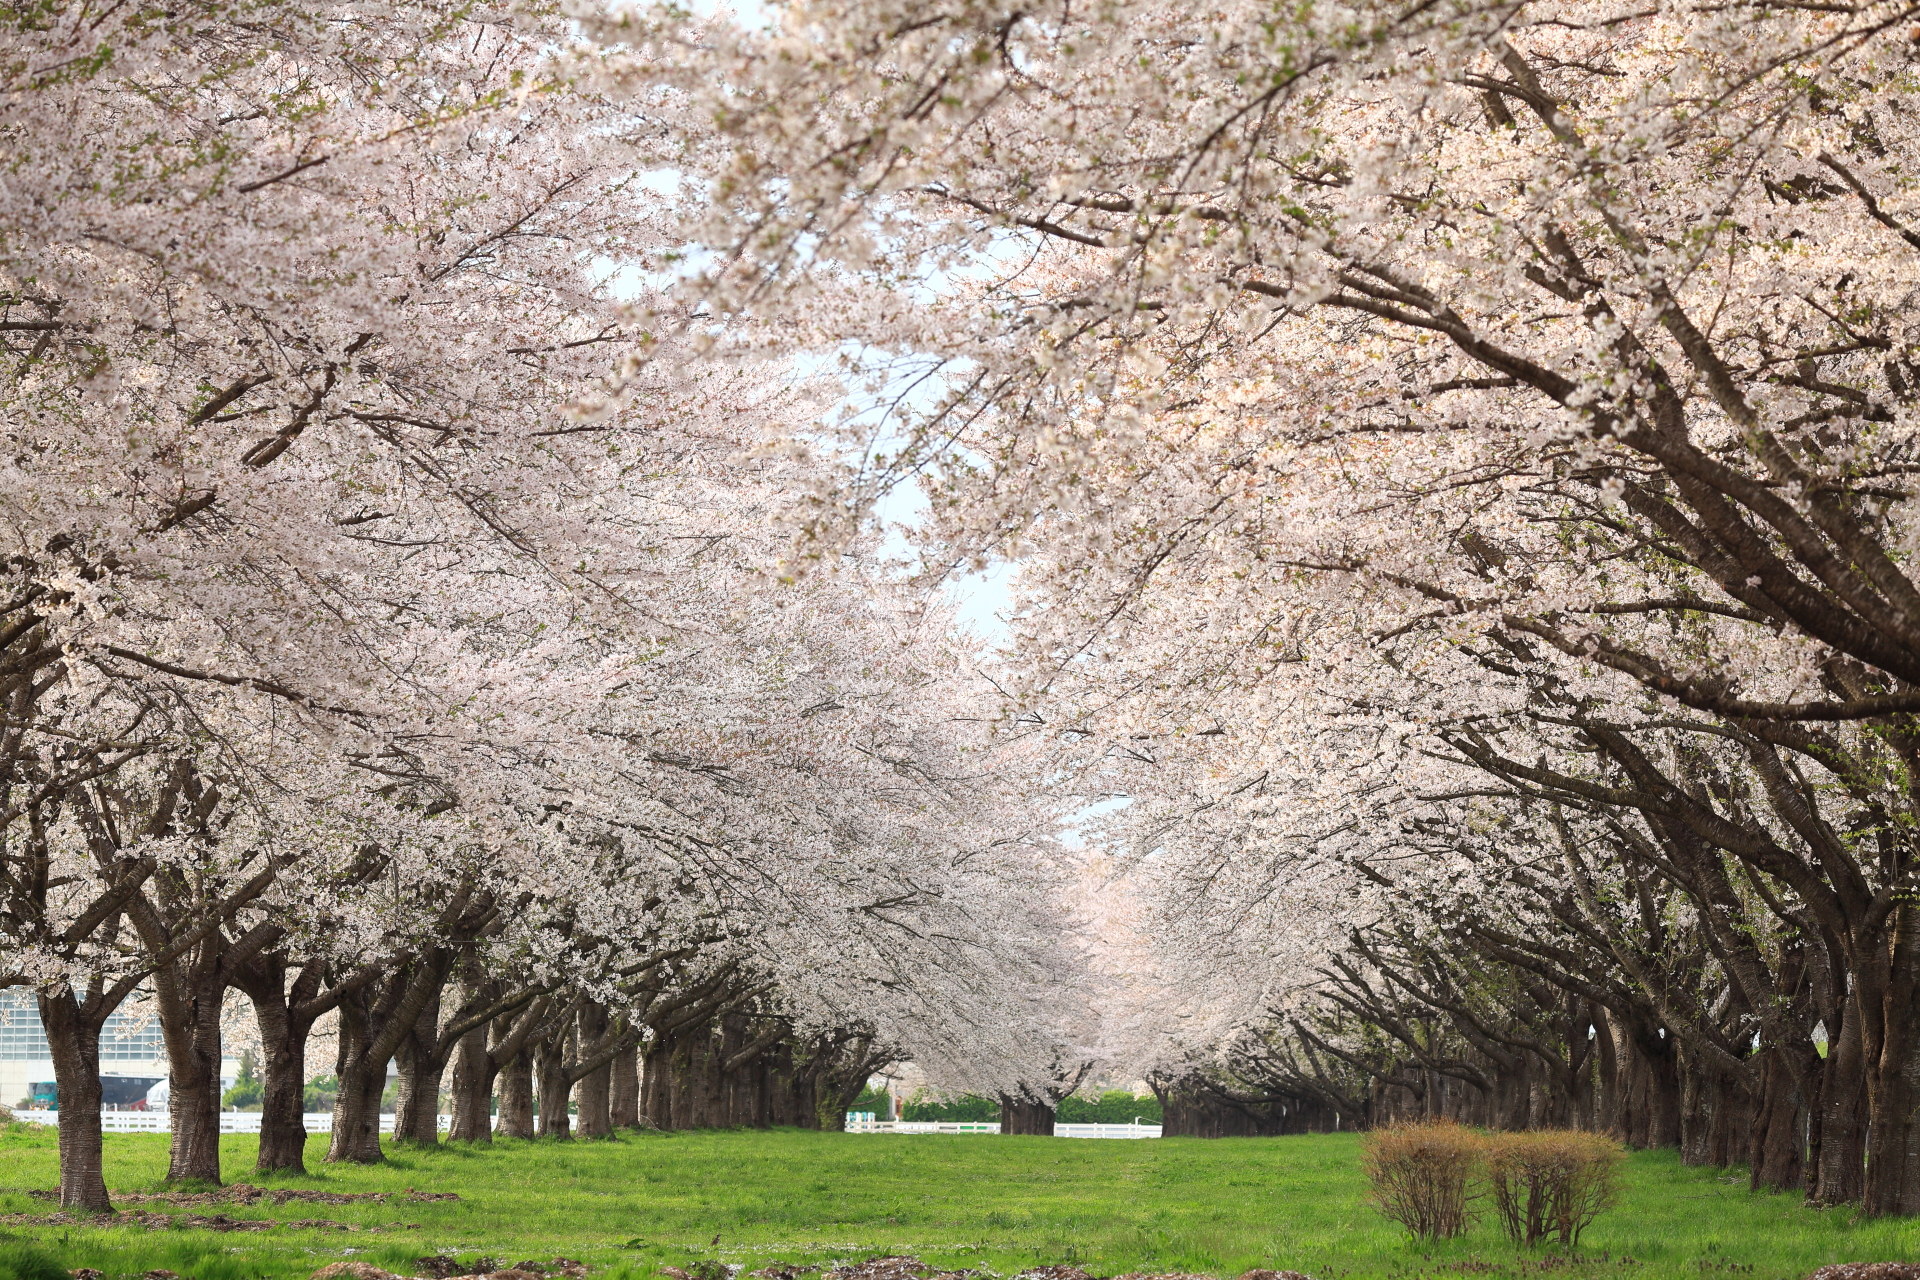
[1482,1130,1624,1248]
[1361,1120,1482,1240]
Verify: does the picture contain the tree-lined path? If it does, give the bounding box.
[9,0,1920,1231]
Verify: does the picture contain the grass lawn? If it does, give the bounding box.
[0,1124,1914,1280]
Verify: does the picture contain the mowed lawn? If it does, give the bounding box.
[1,1124,1915,1280]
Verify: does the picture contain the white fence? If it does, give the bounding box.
[1055,1123,1162,1139]
[16,1110,1162,1139]
[843,1115,1161,1139]
[845,1117,1000,1133]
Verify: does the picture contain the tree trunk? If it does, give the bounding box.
[324,954,454,1165]
[641,1037,673,1129]
[497,1049,535,1139]
[1704,1070,1750,1168]
[249,986,313,1176]
[158,968,226,1185]
[40,990,111,1212]
[535,1033,573,1139]
[611,1043,641,1129]
[680,1023,723,1127]
[1594,1005,1622,1137]
[327,992,388,1164]
[575,1003,613,1139]
[999,1096,1056,1135]
[1751,1050,1807,1193]
[1679,1060,1715,1166]
[447,1021,496,1144]
[1632,1029,1682,1149]
[1812,997,1869,1206]
[1863,906,1920,1216]
[391,989,446,1147]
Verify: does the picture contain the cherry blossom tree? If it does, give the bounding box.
[2,0,1089,1211]
[598,0,1920,1214]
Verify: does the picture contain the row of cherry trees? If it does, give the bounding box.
[603,0,1920,1216]
[0,0,1090,1212]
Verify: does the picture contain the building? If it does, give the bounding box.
[0,989,236,1111]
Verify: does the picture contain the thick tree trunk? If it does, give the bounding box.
[1813,989,1870,1205]
[1751,1051,1807,1193]
[611,1043,641,1129]
[717,1014,765,1128]
[392,1038,444,1146]
[641,1038,672,1129]
[575,1058,612,1137]
[535,1033,573,1139]
[814,1046,876,1132]
[765,1041,820,1129]
[1863,909,1920,1216]
[679,1024,723,1128]
[1500,1058,1531,1131]
[324,953,455,1164]
[327,994,388,1164]
[575,1003,613,1138]
[1633,1029,1683,1149]
[249,988,313,1176]
[1679,1062,1715,1166]
[447,1021,496,1144]
[1594,1006,1623,1137]
[999,1096,1056,1135]
[497,1050,535,1139]
[40,990,111,1212]
[814,1074,860,1128]
[158,969,226,1185]
[391,989,446,1147]
[1704,1070,1750,1168]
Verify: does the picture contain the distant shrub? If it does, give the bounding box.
[1056,1091,1162,1124]
[223,1048,264,1110]
[1361,1120,1482,1240]
[900,1092,997,1122]
[1482,1130,1624,1248]
[305,1072,340,1114]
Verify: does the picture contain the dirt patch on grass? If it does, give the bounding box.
[706,1255,1308,1280]
[416,1258,588,1279]
[0,1209,410,1231]
[27,1184,458,1208]
[310,1262,591,1280]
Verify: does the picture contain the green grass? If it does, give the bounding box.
[0,1124,1913,1280]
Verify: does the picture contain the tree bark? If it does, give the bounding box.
[497,1050,535,1139]
[156,965,226,1185]
[248,983,312,1175]
[234,952,363,1177]
[1594,1004,1623,1137]
[611,1042,641,1129]
[1751,1050,1807,1193]
[999,1096,1056,1135]
[1633,1028,1683,1148]
[575,1003,613,1138]
[327,986,389,1164]
[39,989,111,1212]
[390,987,445,1147]
[1812,998,1869,1206]
[1863,905,1920,1216]
[535,1030,573,1139]
[325,951,457,1165]
[447,1020,495,1144]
